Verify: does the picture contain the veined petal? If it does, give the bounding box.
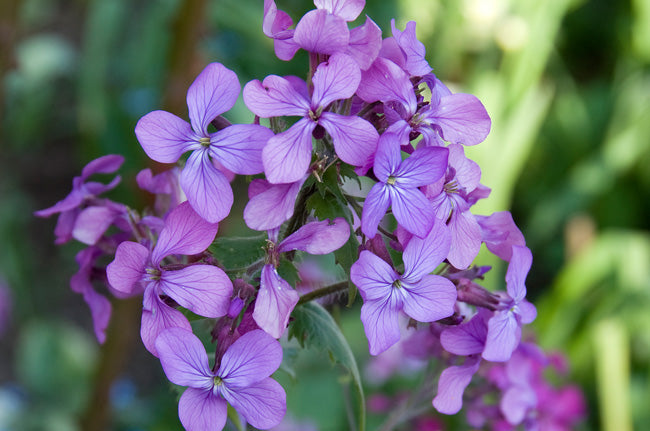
[278,218,350,255]
[314,0,364,21]
[293,9,349,55]
[394,145,448,188]
[424,93,491,146]
[389,186,435,238]
[155,327,214,388]
[80,154,125,181]
[187,63,240,135]
[243,75,310,118]
[135,110,196,163]
[219,328,283,387]
[221,378,286,429]
[346,17,382,70]
[159,265,232,318]
[262,118,315,184]
[433,357,481,415]
[319,112,377,167]
[402,275,456,322]
[209,124,272,175]
[360,183,391,238]
[373,132,404,182]
[440,313,487,356]
[181,150,233,223]
[357,58,416,116]
[244,177,306,231]
[106,241,149,295]
[402,218,451,282]
[312,53,360,108]
[482,311,520,362]
[506,245,532,302]
[360,295,401,356]
[152,200,219,265]
[178,388,227,431]
[141,288,192,357]
[447,209,481,270]
[252,265,299,339]
[350,250,396,301]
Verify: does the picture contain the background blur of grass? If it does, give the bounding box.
[0,0,649,430]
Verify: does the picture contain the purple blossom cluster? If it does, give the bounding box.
[35,0,585,429]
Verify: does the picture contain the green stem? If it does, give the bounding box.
[297,281,349,306]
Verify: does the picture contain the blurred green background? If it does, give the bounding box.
[1,0,649,430]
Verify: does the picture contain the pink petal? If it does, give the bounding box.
[135,110,196,163]
[221,378,286,429]
[106,241,149,295]
[187,62,240,135]
[252,265,299,339]
[243,75,310,118]
[278,218,350,255]
[262,118,315,184]
[219,329,283,387]
[319,112,377,167]
[209,124,273,175]
[178,388,228,431]
[312,53,360,108]
[293,9,349,55]
[159,265,232,318]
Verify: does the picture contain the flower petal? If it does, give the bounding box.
[159,265,232,318]
[187,63,240,135]
[243,75,310,118]
[360,183,391,239]
[155,327,214,388]
[278,218,350,255]
[219,328,283,387]
[319,112,377,167]
[181,150,233,223]
[293,9,349,55]
[178,388,228,431]
[252,265,300,339]
[210,124,273,175]
[135,110,196,163]
[262,118,315,184]
[312,53,360,108]
[222,378,286,429]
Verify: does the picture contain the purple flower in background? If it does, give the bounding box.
[244,53,378,183]
[106,202,232,355]
[135,63,273,222]
[351,219,457,355]
[361,131,448,239]
[155,328,286,431]
[254,218,350,338]
[35,154,127,245]
[482,245,537,362]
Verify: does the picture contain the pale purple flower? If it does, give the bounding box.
[253,218,350,338]
[155,328,286,431]
[351,219,457,355]
[244,53,378,183]
[106,202,232,355]
[482,245,537,362]
[361,131,448,239]
[135,63,273,222]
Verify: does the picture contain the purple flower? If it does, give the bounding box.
[244,53,378,183]
[351,219,457,355]
[155,328,286,431]
[35,154,127,245]
[482,245,537,362]
[106,201,232,355]
[361,131,448,239]
[135,63,273,222]
[253,218,350,338]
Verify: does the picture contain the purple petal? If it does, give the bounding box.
[357,58,416,115]
[180,149,233,223]
[106,241,149,295]
[476,211,525,261]
[293,10,349,55]
[80,154,125,181]
[219,328,283,386]
[312,53,360,108]
[402,275,456,322]
[447,209,481,270]
[360,183,391,239]
[482,311,520,362]
[152,200,219,264]
[402,218,451,282]
[252,265,300,339]
[394,145,449,188]
[319,112,377,167]
[506,245,532,302]
[372,132,404,182]
[187,62,240,135]
[346,17,382,70]
[262,118,315,184]
[209,124,273,175]
[243,75,310,118]
[244,177,306,231]
[278,218,350,255]
[141,288,192,356]
[159,265,232,318]
[155,327,213,388]
[72,206,117,245]
[350,250,396,301]
[440,313,487,356]
[389,186,436,238]
[390,20,431,77]
[361,295,401,355]
[314,0,364,21]
[222,378,286,429]
[178,388,227,431]
[433,357,481,414]
[135,110,196,163]
[423,93,491,146]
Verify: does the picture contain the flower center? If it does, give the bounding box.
[199,137,211,148]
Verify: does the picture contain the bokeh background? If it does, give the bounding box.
[1,0,649,430]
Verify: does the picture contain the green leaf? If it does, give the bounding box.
[209,234,267,273]
[289,302,366,431]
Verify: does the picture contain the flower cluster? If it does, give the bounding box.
[35,0,585,429]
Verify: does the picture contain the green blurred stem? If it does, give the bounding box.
[297,281,349,306]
